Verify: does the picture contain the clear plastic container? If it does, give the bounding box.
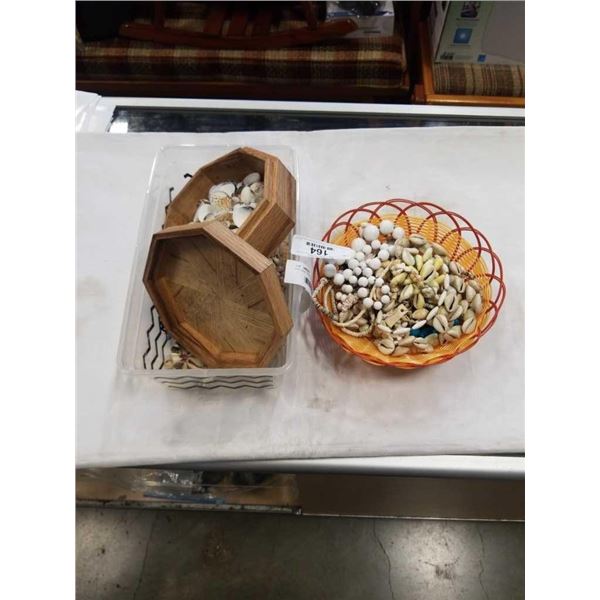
[117,144,300,389]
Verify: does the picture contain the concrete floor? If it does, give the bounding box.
[76,508,524,600]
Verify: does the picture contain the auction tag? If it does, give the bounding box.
[291,234,353,261]
[284,259,313,296]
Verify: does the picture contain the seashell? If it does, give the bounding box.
[443,274,450,290]
[383,301,397,314]
[444,288,457,310]
[390,273,407,288]
[409,234,427,246]
[441,263,450,274]
[412,319,427,329]
[401,248,415,266]
[240,186,255,205]
[447,325,462,339]
[415,293,425,309]
[415,255,423,272]
[437,306,448,318]
[470,279,482,292]
[464,309,475,322]
[433,257,444,272]
[414,342,434,353]
[397,336,416,347]
[193,202,213,222]
[393,326,411,336]
[426,306,439,321]
[462,317,476,334]
[341,293,358,311]
[420,259,435,279]
[232,204,253,227]
[339,310,352,322]
[421,287,435,299]
[243,172,261,186]
[424,333,440,347]
[431,242,448,257]
[437,290,447,307]
[210,192,232,212]
[449,305,464,321]
[374,322,392,336]
[471,293,483,314]
[449,261,460,275]
[412,308,428,320]
[432,315,448,333]
[422,247,433,262]
[392,345,410,356]
[206,209,230,223]
[465,284,476,302]
[452,276,465,293]
[249,181,264,198]
[459,299,469,314]
[209,182,236,200]
[406,247,420,255]
[400,284,414,301]
[375,338,395,355]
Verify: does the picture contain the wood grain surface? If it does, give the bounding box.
[143,221,292,368]
[164,147,296,256]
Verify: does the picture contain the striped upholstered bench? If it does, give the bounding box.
[76,2,410,102]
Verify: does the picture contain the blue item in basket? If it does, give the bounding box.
[411,320,462,338]
[411,324,436,338]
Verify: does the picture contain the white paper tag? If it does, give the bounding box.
[291,234,353,261]
[284,259,313,295]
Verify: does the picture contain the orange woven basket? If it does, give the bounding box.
[313,199,506,369]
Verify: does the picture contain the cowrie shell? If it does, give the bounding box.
[409,234,427,246]
[426,306,439,321]
[401,248,415,266]
[431,242,448,256]
[420,259,435,279]
[462,317,476,334]
[392,345,410,356]
[397,336,416,346]
[465,284,476,302]
[449,305,464,321]
[400,284,414,301]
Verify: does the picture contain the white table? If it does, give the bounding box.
[77,96,524,477]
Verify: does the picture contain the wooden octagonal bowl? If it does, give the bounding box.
[142,221,293,368]
[163,146,296,257]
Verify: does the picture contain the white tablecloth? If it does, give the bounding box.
[76,127,524,467]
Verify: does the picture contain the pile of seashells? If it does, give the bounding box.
[192,172,264,230]
[312,220,485,356]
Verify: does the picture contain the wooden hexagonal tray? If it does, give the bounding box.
[163,146,296,257]
[142,221,293,368]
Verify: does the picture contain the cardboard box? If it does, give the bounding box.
[428,1,524,65]
[326,1,395,38]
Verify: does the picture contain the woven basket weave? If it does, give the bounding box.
[313,199,506,369]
